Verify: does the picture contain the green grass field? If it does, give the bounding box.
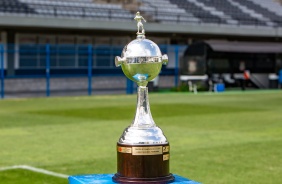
[0,91,281,184]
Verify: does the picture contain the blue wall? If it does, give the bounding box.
[0,44,183,98]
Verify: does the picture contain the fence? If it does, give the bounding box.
[0,44,186,99]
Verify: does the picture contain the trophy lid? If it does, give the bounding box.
[121,38,162,58]
[115,12,168,87]
[117,15,165,60]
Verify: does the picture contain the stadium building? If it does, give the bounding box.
[0,0,282,96]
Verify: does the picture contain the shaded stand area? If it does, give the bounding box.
[181,40,282,90]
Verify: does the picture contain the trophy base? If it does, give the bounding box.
[112,173,175,183]
[114,143,173,183]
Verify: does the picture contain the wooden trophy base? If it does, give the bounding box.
[113,143,174,183]
[112,173,174,183]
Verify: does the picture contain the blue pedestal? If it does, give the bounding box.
[68,174,200,184]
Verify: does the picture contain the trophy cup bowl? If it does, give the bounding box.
[115,38,168,87]
[112,12,174,184]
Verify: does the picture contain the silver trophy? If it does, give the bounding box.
[113,12,174,183]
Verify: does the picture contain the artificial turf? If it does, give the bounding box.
[0,91,281,184]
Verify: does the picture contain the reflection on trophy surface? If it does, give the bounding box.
[113,12,174,183]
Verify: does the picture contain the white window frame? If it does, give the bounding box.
[15,33,37,69]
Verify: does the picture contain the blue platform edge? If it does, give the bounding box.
[68,174,200,184]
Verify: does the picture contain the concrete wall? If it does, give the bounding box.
[3,76,175,97]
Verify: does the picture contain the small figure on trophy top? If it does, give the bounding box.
[134,12,146,36]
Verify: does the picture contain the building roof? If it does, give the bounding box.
[205,40,282,53]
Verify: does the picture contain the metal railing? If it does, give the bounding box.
[0,44,4,98]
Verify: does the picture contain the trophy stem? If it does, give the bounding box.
[113,86,175,183]
[132,86,155,128]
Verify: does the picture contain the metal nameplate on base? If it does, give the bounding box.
[118,145,169,156]
[117,147,132,154]
[132,146,162,155]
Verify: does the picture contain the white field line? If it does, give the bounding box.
[0,165,68,178]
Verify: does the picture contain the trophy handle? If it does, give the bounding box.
[115,56,124,67]
[162,54,168,65]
